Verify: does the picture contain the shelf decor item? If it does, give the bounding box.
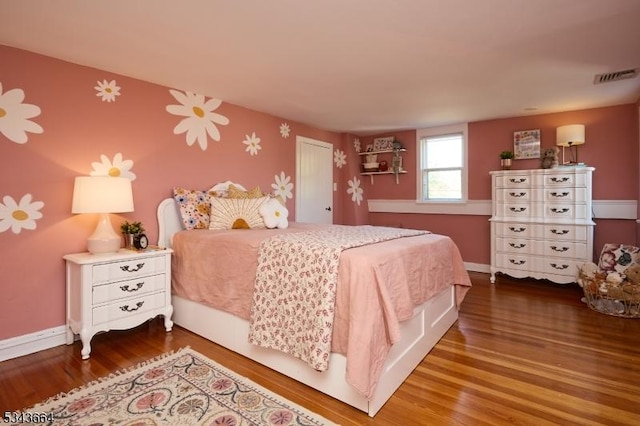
[499,150,514,170]
[513,129,541,159]
[373,136,395,151]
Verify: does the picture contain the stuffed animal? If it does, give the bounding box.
[624,263,640,285]
[541,147,559,169]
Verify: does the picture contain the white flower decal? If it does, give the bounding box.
[0,194,44,234]
[347,176,364,206]
[353,138,361,153]
[94,79,121,102]
[279,122,291,138]
[90,153,136,180]
[166,90,229,151]
[243,132,262,156]
[334,149,346,168]
[272,171,294,201]
[0,82,43,144]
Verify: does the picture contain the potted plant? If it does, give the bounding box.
[499,150,515,170]
[120,221,144,249]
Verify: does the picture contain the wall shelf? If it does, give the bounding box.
[359,148,407,184]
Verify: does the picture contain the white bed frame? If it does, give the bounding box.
[157,198,459,417]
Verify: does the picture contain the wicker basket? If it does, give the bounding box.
[578,270,640,318]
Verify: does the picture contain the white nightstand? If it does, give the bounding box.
[64,248,174,359]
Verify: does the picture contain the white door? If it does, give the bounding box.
[296,136,333,223]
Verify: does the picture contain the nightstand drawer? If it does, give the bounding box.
[92,292,166,326]
[92,274,166,305]
[92,256,166,284]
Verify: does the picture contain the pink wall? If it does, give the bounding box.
[0,46,356,340]
[367,105,640,264]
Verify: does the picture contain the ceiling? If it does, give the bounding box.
[1,0,640,135]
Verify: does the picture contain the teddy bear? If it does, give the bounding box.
[624,263,640,285]
[541,147,559,169]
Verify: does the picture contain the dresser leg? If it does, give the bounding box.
[164,305,174,332]
[80,328,92,360]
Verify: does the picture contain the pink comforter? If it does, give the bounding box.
[171,223,471,399]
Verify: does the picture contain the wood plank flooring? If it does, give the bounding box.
[1,272,639,425]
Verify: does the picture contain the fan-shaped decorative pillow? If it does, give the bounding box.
[209,196,269,230]
[259,197,289,229]
[173,188,217,230]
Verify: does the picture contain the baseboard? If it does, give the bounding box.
[465,262,490,274]
[0,326,68,362]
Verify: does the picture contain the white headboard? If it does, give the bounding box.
[157,198,182,248]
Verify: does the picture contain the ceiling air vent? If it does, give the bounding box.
[593,68,638,84]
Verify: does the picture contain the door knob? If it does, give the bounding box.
[325,206,332,211]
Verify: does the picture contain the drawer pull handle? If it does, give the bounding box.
[551,246,569,252]
[509,207,526,212]
[509,226,526,233]
[550,229,569,235]
[120,263,145,273]
[120,282,144,292]
[550,207,569,213]
[550,177,570,183]
[509,259,526,265]
[550,263,569,270]
[509,243,526,249]
[509,192,526,197]
[120,301,144,312]
[509,178,526,183]
[551,191,569,197]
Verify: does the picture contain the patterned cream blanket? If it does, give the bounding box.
[248,225,428,371]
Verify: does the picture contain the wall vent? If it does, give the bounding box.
[593,68,638,84]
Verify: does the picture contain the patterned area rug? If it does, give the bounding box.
[19,347,338,425]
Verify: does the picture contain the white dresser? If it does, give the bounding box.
[64,249,174,359]
[490,167,595,284]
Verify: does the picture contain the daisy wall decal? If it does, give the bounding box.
[272,171,293,201]
[353,138,361,153]
[279,122,291,139]
[94,79,121,102]
[166,89,229,151]
[0,194,44,234]
[90,153,136,180]
[243,132,262,156]
[347,176,364,206]
[334,149,346,168]
[0,82,43,144]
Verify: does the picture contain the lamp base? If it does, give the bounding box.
[87,213,121,254]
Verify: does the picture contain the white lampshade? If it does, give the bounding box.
[72,176,134,254]
[556,124,585,147]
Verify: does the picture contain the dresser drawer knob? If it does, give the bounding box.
[509,243,526,249]
[509,259,526,265]
[509,178,526,183]
[550,229,569,235]
[550,177,570,183]
[120,263,145,273]
[509,207,527,212]
[509,226,526,233]
[550,246,569,252]
[550,207,570,213]
[120,282,144,292]
[550,263,569,270]
[550,191,569,197]
[509,192,526,197]
[120,301,144,312]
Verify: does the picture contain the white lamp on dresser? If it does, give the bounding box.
[556,124,585,165]
[71,176,134,254]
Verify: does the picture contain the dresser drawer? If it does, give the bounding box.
[496,237,588,259]
[92,255,166,284]
[543,203,589,221]
[93,273,166,305]
[92,292,166,326]
[543,188,587,203]
[495,202,542,218]
[496,175,533,188]
[543,172,588,188]
[495,222,541,239]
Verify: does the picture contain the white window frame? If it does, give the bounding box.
[416,123,468,203]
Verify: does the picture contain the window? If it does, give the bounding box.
[417,123,468,202]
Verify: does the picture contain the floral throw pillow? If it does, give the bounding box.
[173,188,217,230]
[598,243,640,273]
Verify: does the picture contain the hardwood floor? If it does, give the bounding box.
[1,272,639,425]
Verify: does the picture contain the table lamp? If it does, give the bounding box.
[72,176,134,254]
[556,124,585,165]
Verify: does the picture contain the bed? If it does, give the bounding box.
[157,189,471,417]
